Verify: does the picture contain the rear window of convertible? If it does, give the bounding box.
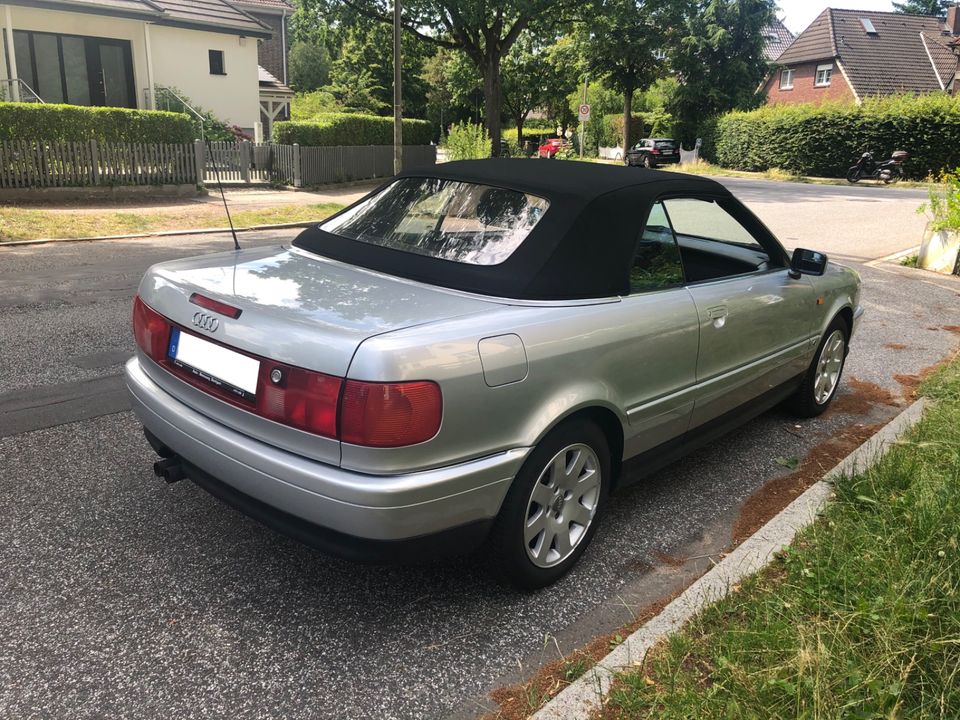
[319,177,550,266]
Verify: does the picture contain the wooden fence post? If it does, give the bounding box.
[293,143,302,188]
[89,139,100,186]
[193,139,205,187]
[241,140,251,183]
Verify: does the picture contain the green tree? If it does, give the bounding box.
[667,0,776,143]
[421,48,480,135]
[289,41,333,91]
[312,0,578,154]
[892,0,951,14]
[501,36,553,146]
[542,36,581,134]
[578,0,681,153]
[320,22,434,117]
[326,29,391,113]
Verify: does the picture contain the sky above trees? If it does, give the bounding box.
[777,1,894,33]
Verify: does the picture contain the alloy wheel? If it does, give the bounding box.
[523,444,602,568]
[814,329,846,404]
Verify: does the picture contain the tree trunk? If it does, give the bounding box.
[482,53,503,157]
[622,85,634,153]
[516,115,524,150]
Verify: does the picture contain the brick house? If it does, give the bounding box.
[233,0,292,86]
[232,0,293,139]
[765,7,960,105]
[763,18,794,62]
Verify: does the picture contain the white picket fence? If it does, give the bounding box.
[0,139,437,190]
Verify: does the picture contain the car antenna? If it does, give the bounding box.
[205,137,240,251]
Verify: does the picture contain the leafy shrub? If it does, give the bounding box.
[291,90,342,121]
[0,102,194,143]
[715,94,960,178]
[920,169,960,232]
[441,122,491,160]
[604,115,646,148]
[274,113,433,145]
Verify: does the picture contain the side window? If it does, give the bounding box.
[662,198,771,283]
[631,201,684,293]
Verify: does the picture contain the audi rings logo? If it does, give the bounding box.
[192,311,220,333]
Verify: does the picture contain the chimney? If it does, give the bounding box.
[948,5,960,36]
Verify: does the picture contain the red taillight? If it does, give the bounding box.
[132,295,170,362]
[340,381,442,448]
[651,148,661,155]
[133,295,441,446]
[190,292,242,319]
[258,361,341,438]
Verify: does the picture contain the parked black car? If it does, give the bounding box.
[625,138,681,168]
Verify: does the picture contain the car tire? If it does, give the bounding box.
[643,156,654,169]
[488,418,611,591]
[785,316,850,418]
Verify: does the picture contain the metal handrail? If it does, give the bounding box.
[0,78,44,103]
[149,85,207,137]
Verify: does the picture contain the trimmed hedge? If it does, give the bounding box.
[0,103,194,143]
[274,113,433,146]
[715,94,960,178]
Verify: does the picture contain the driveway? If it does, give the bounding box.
[1,189,958,719]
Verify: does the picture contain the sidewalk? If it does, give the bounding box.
[0,184,375,242]
[22,182,378,214]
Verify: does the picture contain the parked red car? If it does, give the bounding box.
[538,138,569,159]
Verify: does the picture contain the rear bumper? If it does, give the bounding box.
[125,357,526,553]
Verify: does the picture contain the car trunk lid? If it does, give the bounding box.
[135,245,496,464]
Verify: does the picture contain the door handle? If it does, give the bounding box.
[706,305,728,328]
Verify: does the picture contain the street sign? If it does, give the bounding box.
[578,103,591,122]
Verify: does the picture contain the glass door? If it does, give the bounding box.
[8,30,134,108]
[92,40,135,108]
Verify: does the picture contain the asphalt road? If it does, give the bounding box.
[713,176,930,262]
[1,181,959,720]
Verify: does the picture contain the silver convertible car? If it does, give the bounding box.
[126,160,862,589]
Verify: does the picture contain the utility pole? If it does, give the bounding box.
[393,0,402,175]
[579,75,588,160]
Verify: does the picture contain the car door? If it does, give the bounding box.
[617,201,700,458]
[660,196,819,429]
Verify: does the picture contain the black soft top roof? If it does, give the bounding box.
[293,159,732,300]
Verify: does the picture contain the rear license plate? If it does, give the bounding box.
[167,328,260,401]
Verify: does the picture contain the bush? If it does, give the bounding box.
[920,169,960,232]
[442,122,491,160]
[714,94,960,178]
[0,102,194,143]
[273,113,433,146]
[291,90,342,121]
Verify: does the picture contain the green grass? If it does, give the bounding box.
[0,202,344,241]
[901,254,920,268]
[602,354,960,719]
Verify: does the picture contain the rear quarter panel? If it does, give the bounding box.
[342,293,699,476]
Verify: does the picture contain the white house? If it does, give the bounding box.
[0,0,273,132]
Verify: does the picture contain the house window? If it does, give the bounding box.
[815,63,833,87]
[780,68,795,90]
[209,50,226,75]
[4,30,134,108]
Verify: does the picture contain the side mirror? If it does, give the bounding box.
[790,248,828,278]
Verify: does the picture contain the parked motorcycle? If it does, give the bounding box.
[846,150,909,184]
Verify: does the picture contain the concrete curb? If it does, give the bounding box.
[0,220,317,248]
[532,397,929,720]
